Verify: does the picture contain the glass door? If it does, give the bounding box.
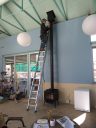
[30,53,40,80]
[15,54,28,93]
[5,56,14,82]
[3,51,43,100]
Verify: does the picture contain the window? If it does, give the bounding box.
[91,34,96,82]
[92,48,96,82]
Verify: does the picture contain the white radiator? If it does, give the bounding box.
[74,89,90,112]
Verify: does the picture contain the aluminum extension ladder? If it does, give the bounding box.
[27,44,47,112]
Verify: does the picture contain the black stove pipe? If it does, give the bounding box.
[47,10,55,90]
[50,22,54,90]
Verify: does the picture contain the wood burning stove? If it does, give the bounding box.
[44,88,59,107]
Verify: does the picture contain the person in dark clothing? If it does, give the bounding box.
[14,85,25,103]
[40,19,50,50]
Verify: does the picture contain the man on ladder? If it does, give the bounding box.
[27,19,50,112]
[40,19,50,50]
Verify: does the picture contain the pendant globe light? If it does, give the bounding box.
[17,32,32,47]
[0,0,9,5]
[82,14,96,35]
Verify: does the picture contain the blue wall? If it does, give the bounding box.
[0,17,93,84]
[44,17,93,84]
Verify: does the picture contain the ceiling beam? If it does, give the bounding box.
[0,5,11,35]
[29,0,41,21]
[4,5,26,32]
[60,0,68,20]
[0,24,11,36]
[53,0,66,19]
[0,29,10,36]
[0,18,24,31]
[21,0,23,11]
[0,6,2,18]
[11,0,40,25]
[93,0,96,13]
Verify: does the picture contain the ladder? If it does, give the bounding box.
[27,44,47,112]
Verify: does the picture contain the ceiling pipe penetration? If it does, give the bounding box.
[0,0,10,5]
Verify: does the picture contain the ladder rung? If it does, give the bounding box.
[32,91,38,93]
[30,97,37,100]
[39,56,44,58]
[38,61,43,62]
[33,83,39,85]
[33,88,39,91]
[40,51,45,53]
[30,92,37,95]
[31,93,37,97]
[40,50,45,52]
[29,104,36,107]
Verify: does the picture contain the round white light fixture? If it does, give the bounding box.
[17,32,32,47]
[82,14,96,35]
[0,0,9,5]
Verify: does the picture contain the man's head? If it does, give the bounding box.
[41,19,46,24]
